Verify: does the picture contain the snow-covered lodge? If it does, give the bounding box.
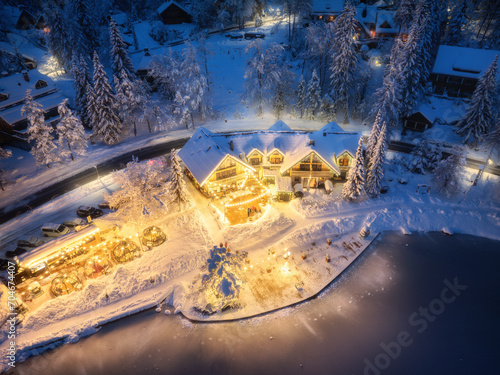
[178,121,361,197]
[0,70,68,150]
[430,45,500,98]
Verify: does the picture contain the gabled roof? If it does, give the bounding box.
[375,11,398,34]
[432,45,500,81]
[267,120,292,131]
[157,1,191,15]
[178,123,361,186]
[0,70,57,110]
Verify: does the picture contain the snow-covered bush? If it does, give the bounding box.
[409,138,442,174]
[433,146,466,197]
[199,246,248,314]
[149,21,172,44]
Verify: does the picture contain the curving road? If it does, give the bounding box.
[1,137,498,226]
[0,137,189,226]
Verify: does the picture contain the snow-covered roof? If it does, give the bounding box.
[0,91,66,127]
[432,45,500,81]
[312,0,345,13]
[375,11,398,34]
[263,169,293,192]
[110,12,128,26]
[16,225,100,267]
[410,103,437,124]
[0,70,58,109]
[178,121,361,186]
[267,120,292,131]
[355,5,378,24]
[157,1,190,15]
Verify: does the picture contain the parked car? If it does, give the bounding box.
[0,258,10,271]
[324,180,334,194]
[41,223,70,237]
[244,32,265,39]
[229,33,244,39]
[5,247,27,259]
[17,236,44,248]
[63,218,88,228]
[98,201,119,210]
[76,206,103,218]
[294,183,304,198]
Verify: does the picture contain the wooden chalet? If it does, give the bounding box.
[0,70,68,150]
[403,106,436,132]
[430,45,500,98]
[178,121,361,197]
[157,1,192,25]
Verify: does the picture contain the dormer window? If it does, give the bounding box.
[0,92,9,102]
[249,151,261,166]
[35,80,48,89]
[269,151,283,164]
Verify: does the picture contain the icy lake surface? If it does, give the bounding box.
[14,232,500,375]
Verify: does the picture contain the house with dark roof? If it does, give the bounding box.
[157,1,192,25]
[430,45,500,98]
[0,70,68,150]
[178,121,361,197]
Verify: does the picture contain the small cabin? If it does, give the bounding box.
[403,110,435,132]
[430,45,500,98]
[157,1,192,25]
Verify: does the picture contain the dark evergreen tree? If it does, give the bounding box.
[295,75,306,118]
[433,146,466,197]
[456,55,498,144]
[445,0,467,46]
[168,148,189,211]
[44,0,72,70]
[92,52,123,144]
[72,53,91,128]
[305,69,321,119]
[342,138,365,201]
[394,0,416,27]
[329,3,358,124]
[366,122,388,198]
[109,17,136,81]
[66,0,100,59]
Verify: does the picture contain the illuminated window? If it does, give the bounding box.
[338,155,350,167]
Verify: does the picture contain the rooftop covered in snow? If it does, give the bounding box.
[432,45,500,81]
[178,121,361,187]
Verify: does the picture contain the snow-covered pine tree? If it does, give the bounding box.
[305,69,321,119]
[485,119,500,161]
[173,91,191,129]
[320,93,336,121]
[56,99,88,161]
[148,50,181,101]
[456,55,498,144]
[445,0,467,46]
[365,110,381,165]
[304,22,335,90]
[106,156,168,223]
[168,148,189,211]
[433,146,466,197]
[115,69,149,137]
[425,142,442,171]
[44,0,72,70]
[398,0,432,118]
[243,41,285,116]
[409,138,428,174]
[296,75,306,118]
[85,80,99,130]
[369,39,403,127]
[366,121,388,198]
[180,43,211,123]
[22,90,59,168]
[72,54,92,128]
[329,3,358,124]
[11,45,26,72]
[66,0,100,59]
[92,51,123,145]
[273,82,285,119]
[109,17,136,81]
[342,137,365,201]
[394,0,416,27]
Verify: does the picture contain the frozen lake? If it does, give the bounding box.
[13,232,500,375]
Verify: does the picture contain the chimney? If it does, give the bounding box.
[309,140,315,146]
[229,141,234,151]
[22,70,29,82]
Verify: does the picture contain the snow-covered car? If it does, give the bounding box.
[5,247,27,259]
[76,206,103,219]
[244,32,265,39]
[294,183,304,198]
[17,236,44,248]
[41,223,70,237]
[97,201,119,210]
[324,180,334,194]
[63,218,88,228]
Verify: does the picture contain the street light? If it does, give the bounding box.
[94,165,100,180]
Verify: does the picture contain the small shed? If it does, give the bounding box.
[157,1,192,25]
[403,108,435,132]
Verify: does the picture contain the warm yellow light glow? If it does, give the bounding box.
[282,262,290,273]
